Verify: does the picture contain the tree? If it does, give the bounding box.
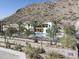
[19,26,26,33]
[7,27,17,42]
[3,31,7,48]
[30,21,38,35]
[25,29,34,36]
[47,23,59,45]
[17,21,23,35]
[5,27,17,48]
[7,27,17,37]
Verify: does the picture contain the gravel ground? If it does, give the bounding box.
[0,36,77,59]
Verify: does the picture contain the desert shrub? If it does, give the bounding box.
[14,44,23,51]
[33,54,43,59]
[33,37,39,43]
[6,42,11,48]
[23,44,44,59]
[45,52,65,59]
[34,38,38,43]
[36,48,45,54]
[60,35,76,49]
[24,44,37,58]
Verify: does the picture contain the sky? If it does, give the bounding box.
[0,0,48,20]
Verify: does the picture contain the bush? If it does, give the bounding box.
[34,38,38,43]
[14,44,23,51]
[29,51,35,58]
[37,48,45,54]
[33,37,39,43]
[24,44,37,58]
[6,42,11,48]
[60,35,76,49]
[33,54,44,59]
[45,52,65,59]
[23,44,44,59]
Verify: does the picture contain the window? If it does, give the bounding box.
[35,28,43,32]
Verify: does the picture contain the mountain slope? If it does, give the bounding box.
[4,0,79,24]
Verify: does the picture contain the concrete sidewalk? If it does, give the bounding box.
[0,47,26,59]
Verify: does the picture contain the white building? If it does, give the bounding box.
[35,22,52,37]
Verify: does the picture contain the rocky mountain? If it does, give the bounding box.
[4,0,79,25]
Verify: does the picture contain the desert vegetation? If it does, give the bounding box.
[0,0,78,59]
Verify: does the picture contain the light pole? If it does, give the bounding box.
[75,31,79,58]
